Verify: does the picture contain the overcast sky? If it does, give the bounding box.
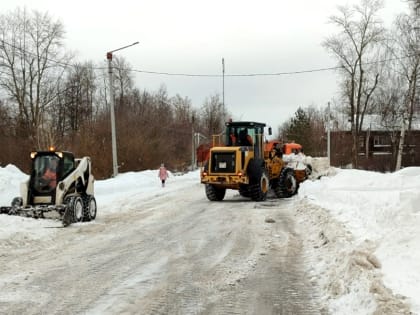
[0,0,410,130]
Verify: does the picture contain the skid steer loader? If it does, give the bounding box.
[0,149,97,227]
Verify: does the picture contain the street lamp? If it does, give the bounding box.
[106,41,139,177]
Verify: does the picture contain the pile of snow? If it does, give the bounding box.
[298,167,420,314]
[1,163,419,314]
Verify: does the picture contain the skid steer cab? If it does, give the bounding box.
[200,121,299,202]
[0,150,97,227]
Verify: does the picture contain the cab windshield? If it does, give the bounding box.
[226,126,255,146]
[32,155,60,193]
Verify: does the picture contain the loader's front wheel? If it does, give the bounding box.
[205,184,226,201]
[271,179,283,198]
[63,196,84,227]
[250,169,269,201]
[239,184,251,198]
[246,159,268,201]
[82,195,97,221]
[279,168,297,198]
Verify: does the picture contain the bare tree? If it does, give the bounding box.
[43,61,97,147]
[112,56,134,110]
[391,14,420,130]
[0,8,70,148]
[381,12,419,170]
[200,93,224,138]
[323,0,386,168]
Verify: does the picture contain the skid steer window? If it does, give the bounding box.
[33,156,59,193]
[63,155,75,177]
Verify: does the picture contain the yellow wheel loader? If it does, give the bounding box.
[0,149,96,227]
[200,121,298,201]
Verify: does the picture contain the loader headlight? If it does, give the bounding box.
[30,152,37,159]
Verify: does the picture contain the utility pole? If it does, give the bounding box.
[106,41,139,177]
[327,102,331,167]
[191,114,195,171]
[222,58,225,122]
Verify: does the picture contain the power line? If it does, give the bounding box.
[110,54,418,77]
[0,38,417,78]
[130,65,344,77]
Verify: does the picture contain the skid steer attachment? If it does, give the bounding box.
[0,149,97,227]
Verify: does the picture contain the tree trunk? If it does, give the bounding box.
[395,118,407,171]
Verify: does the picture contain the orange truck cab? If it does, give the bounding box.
[283,142,302,155]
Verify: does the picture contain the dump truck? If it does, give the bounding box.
[0,149,96,227]
[200,121,298,201]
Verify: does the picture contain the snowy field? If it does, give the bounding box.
[0,164,419,314]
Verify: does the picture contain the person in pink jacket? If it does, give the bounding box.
[158,163,169,187]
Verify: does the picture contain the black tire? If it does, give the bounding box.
[62,196,84,227]
[239,184,251,198]
[73,197,84,222]
[247,159,268,201]
[82,195,97,222]
[250,169,269,201]
[279,168,298,198]
[11,197,23,207]
[205,184,226,201]
[271,179,283,198]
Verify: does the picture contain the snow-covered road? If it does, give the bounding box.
[0,166,416,314]
[0,181,319,314]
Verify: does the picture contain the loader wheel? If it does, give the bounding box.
[271,179,283,198]
[279,168,297,198]
[73,197,84,222]
[11,197,23,207]
[247,159,268,201]
[205,184,226,201]
[62,196,84,227]
[82,195,97,222]
[239,184,251,198]
[250,168,269,201]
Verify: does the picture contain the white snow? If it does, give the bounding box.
[1,164,419,314]
[298,167,420,314]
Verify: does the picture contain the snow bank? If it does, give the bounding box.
[299,167,420,314]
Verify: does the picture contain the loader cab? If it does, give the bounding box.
[225,121,266,159]
[29,151,75,203]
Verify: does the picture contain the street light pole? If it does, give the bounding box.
[327,102,331,167]
[191,114,195,171]
[106,55,118,177]
[106,41,139,177]
[222,58,225,122]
